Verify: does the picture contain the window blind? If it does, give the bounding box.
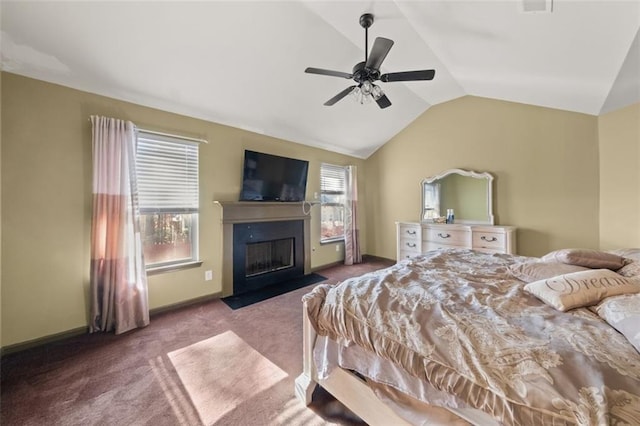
[136,132,199,213]
[321,163,346,194]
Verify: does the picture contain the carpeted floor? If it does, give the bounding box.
[1,256,394,426]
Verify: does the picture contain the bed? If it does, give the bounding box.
[294,248,640,425]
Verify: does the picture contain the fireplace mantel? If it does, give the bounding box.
[215,201,312,224]
[214,201,312,297]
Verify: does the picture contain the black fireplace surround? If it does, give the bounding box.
[232,220,304,295]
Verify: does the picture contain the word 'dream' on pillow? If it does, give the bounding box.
[524,269,640,311]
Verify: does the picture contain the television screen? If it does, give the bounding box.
[239,150,309,202]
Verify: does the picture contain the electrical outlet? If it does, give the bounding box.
[335,245,340,252]
[314,192,319,199]
[205,270,213,281]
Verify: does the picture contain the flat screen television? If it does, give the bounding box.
[239,150,309,202]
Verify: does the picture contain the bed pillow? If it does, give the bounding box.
[616,261,640,278]
[607,248,640,262]
[524,269,640,311]
[592,294,640,353]
[540,248,627,270]
[605,249,640,277]
[508,262,589,283]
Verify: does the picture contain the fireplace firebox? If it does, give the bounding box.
[245,238,294,277]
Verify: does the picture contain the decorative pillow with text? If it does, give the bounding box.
[524,269,640,311]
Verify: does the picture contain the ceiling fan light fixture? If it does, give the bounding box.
[361,80,373,95]
[350,82,383,104]
[371,84,384,101]
[350,85,373,104]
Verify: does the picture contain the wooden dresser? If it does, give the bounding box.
[396,222,516,260]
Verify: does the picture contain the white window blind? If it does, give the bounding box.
[320,163,346,243]
[136,132,199,213]
[321,163,346,195]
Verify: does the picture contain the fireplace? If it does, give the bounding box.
[233,220,304,295]
[215,201,311,297]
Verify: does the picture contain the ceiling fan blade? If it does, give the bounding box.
[365,37,394,71]
[380,70,436,82]
[305,67,353,79]
[375,94,392,109]
[324,85,356,106]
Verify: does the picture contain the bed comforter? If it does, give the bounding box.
[303,249,640,425]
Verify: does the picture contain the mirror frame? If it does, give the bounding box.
[420,168,495,225]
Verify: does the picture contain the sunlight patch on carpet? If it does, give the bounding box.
[168,330,288,425]
[149,356,201,425]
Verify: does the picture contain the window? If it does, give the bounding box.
[320,163,346,243]
[136,132,199,269]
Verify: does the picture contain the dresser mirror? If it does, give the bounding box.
[421,168,494,225]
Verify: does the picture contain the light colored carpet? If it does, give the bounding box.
[168,330,288,425]
[2,258,394,425]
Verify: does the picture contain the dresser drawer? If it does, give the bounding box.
[398,224,420,242]
[424,242,461,252]
[425,228,469,246]
[472,231,506,252]
[399,239,420,253]
[399,250,419,260]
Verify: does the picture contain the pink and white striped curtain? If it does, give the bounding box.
[90,116,149,334]
[344,165,362,265]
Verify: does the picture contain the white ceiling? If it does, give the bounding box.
[2,1,639,158]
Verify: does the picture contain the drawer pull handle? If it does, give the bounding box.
[406,230,417,235]
[481,236,497,242]
[406,242,416,248]
[437,233,451,239]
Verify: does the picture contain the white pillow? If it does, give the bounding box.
[607,248,640,263]
[593,294,640,353]
[616,261,640,278]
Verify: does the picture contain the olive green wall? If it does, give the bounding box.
[1,73,366,348]
[2,72,638,349]
[598,103,640,249]
[365,96,601,259]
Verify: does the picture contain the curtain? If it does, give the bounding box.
[344,165,362,265]
[90,116,149,334]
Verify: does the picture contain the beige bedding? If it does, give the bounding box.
[303,249,640,425]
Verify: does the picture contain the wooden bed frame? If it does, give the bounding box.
[294,301,498,426]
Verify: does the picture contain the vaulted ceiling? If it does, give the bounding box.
[2,1,639,158]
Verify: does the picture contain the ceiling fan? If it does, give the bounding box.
[305,13,435,109]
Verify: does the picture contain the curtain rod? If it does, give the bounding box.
[88,117,208,144]
[137,128,208,144]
